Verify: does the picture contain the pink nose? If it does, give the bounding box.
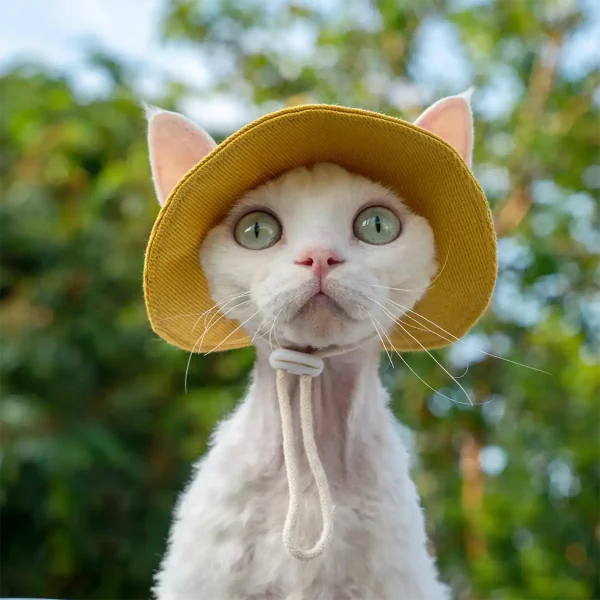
[295,249,345,279]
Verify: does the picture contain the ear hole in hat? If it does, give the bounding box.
[146,107,217,206]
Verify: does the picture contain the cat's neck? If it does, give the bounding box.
[252,340,383,415]
[242,340,386,480]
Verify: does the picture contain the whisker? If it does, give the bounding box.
[454,365,470,379]
[429,247,450,284]
[273,321,282,350]
[368,283,435,293]
[393,324,473,406]
[251,318,268,344]
[384,298,551,375]
[198,299,254,351]
[366,296,475,406]
[401,322,432,334]
[366,310,455,402]
[367,248,450,295]
[268,307,285,352]
[205,309,262,355]
[158,291,250,324]
[192,292,251,333]
[194,299,254,348]
[184,327,210,395]
[361,307,393,368]
[184,297,253,393]
[254,330,274,344]
[158,310,215,323]
[370,311,477,406]
[191,304,223,333]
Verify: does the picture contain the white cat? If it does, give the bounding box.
[147,94,474,600]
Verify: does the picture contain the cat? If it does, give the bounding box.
[147,93,474,600]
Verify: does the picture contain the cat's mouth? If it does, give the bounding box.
[305,292,341,309]
[293,290,355,322]
[264,281,373,348]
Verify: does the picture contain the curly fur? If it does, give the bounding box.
[154,345,449,600]
[147,93,474,599]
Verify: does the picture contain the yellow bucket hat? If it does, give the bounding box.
[144,104,497,353]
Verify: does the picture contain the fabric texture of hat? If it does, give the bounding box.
[144,104,497,353]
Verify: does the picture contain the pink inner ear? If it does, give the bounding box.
[148,111,217,206]
[414,96,474,168]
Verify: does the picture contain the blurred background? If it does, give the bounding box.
[1,0,598,598]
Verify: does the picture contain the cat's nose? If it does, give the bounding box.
[295,249,345,279]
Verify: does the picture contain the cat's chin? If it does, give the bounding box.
[295,293,346,319]
[275,296,369,350]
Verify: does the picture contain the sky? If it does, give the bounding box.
[2,0,599,131]
[0,0,244,129]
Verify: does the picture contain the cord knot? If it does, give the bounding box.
[269,348,324,377]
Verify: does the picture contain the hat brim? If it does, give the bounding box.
[144,104,497,353]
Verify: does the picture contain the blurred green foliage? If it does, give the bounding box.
[1,1,598,599]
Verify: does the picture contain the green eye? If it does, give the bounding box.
[353,206,401,245]
[234,211,282,250]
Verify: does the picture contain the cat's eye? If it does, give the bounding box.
[234,211,282,250]
[353,206,401,245]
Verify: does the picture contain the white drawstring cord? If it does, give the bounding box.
[269,342,369,561]
[275,369,333,560]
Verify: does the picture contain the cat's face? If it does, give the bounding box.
[200,163,436,349]
[146,93,474,350]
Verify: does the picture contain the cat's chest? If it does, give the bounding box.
[173,399,419,598]
[237,469,393,597]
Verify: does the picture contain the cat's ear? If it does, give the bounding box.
[414,90,474,168]
[145,106,217,206]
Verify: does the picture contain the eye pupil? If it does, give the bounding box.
[234,211,283,250]
[353,205,401,245]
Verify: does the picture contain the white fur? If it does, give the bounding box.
[200,163,437,350]
[155,345,450,600]
[152,164,450,599]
